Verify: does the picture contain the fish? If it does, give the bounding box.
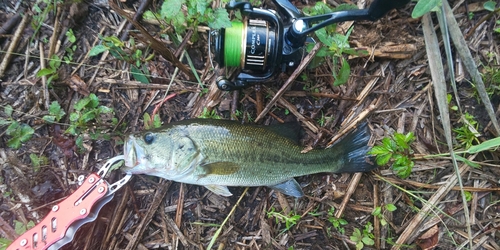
[122,119,375,197]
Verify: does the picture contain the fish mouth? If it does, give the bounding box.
[123,135,145,173]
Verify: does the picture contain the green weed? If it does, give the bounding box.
[453,113,480,149]
[372,203,397,226]
[267,207,301,233]
[0,105,35,149]
[144,0,231,40]
[303,3,367,86]
[36,54,61,86]
[29,153,49,172]
[143,113,162,130]
[64,94,117,151]
[350,222,374,250]
[198,107,221,119]
[42,101,66,123]
[63,29,77,64]
[0,220,36,250]
[327,207,347,234]
[369,132,415,178]
[90,36,153,83]
[37,28,78,86]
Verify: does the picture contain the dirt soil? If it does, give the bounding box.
[0,0,499,249]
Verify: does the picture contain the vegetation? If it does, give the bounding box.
[267,207,301,234]
[350,222,374,250]
[144,0,231,39]
[0,105,34,149]
[369,132,416,179]
[303,3,367,86]
[0,0,499,249]
[90,36,153,83]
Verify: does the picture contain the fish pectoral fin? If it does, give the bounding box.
[201,162,240,176]
[268,179,304,198]
[205,184,233,196]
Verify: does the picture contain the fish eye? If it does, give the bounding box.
[143,133,155,144]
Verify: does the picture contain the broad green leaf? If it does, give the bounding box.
[88,93,99,108]
[19,124,34,142]
[66,124,77,135]
[368,146,389,155]
[467,136,500,154]
[6,122,20,136]
[372,206,381,216]
[4,105,13,117]
[362,236,374,245]
[74,98,90,111]
[375,153,392,166]
[484,1,496,11]
[0,237,13,248]
[76,135,84,151]
[66,29,76,43]
[161,0,184,19]
[394,133,409,149]
[36,68,56,77]
[30,153,41,167]
[98,106,113,114]
[143,113,152,130]
[333,57,350,86]
[49,101,65,120]
[43,115,56,123]
[49,55,61,70]
[209,8,232,30]
[191,0,208,15]
[380,219,387,226]
[89,45,109,56]
[7,137,21,149]
[0,118,12,126]
[315,29,332,47]
[381,137,396,151]
[412,0,442,18]
[153,114,162,128]
[405,132,415,143]
[131,65,150,84]
[81,110,96,123]
[69,113,79,122]
[356,242,363,250]
[351,228,361,240]
[385,204,397,212]
[14,221,27,235]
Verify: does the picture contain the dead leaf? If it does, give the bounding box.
[416,225,439,250]
[67,74,90,96]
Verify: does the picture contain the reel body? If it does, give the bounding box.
[210,0,410,91]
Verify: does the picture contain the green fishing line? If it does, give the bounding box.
[224,21,244,67]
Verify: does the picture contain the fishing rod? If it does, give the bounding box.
[209,0,410,91]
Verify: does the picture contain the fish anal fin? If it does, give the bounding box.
[268,179,304,197]
[205,184,233,196]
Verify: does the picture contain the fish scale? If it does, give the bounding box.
[122,119,376,197]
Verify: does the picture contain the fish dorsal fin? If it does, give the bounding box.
[266,122,302,143]
[205,184,233,196]
[268,179,304,197]
[201,162,240,176]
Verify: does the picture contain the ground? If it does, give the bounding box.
[0,0,499,249]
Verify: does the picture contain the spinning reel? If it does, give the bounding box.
[209,0,410,91]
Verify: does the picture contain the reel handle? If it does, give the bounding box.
[286,0,411,47]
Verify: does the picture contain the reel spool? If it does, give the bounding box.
[210,0,410,91]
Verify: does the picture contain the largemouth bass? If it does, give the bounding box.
[122,119,375,197]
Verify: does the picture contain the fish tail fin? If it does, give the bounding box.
[330,122,376,173]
